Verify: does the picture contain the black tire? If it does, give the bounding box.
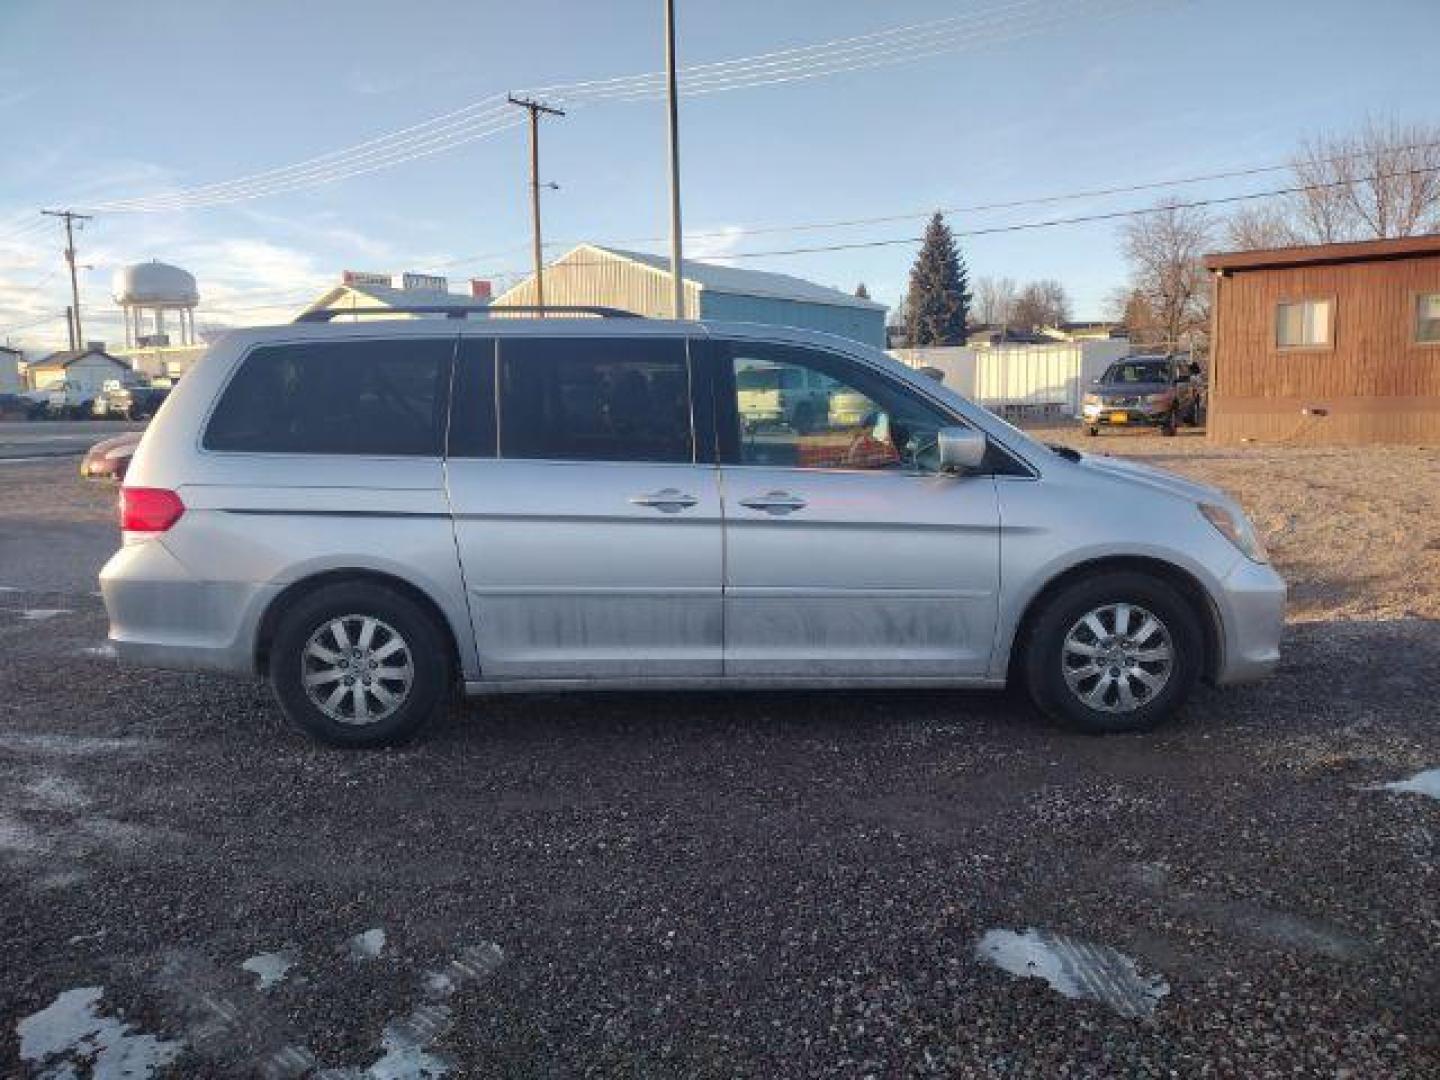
[1086,425,1099,437]
[1160,412,1178,436]
[269,581,452,747]
[1022,570,1203,734]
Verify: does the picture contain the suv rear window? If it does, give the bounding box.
[204,339,452,456]
[497,337,692,463]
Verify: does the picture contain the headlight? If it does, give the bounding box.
[1199,502,1268,563]
[1082,393,1101,405]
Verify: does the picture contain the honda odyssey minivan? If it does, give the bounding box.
[101,309,1284,746]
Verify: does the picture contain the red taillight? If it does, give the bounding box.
[119,487,184,534]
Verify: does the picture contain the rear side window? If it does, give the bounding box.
[497,337,693,463]
[204,339,453,455]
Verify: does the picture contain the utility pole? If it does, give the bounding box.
[507,96,564,314]
[43,209,92,350]
[663,0,684,319]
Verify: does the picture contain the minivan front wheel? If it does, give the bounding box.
[1022,571,1202,734]
[269,582,451,747]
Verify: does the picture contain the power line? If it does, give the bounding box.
[78,0,1148,213]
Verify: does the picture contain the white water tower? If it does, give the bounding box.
[113,260,200,349]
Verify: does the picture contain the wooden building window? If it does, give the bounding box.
[1275,298,1333,349]
[1417,293,1440,344]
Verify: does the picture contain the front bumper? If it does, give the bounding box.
[1212,557,1286,685]
[1080,402,1170,426]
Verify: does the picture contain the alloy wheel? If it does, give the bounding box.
[301,615,415,726]
[1061,602,1174,714]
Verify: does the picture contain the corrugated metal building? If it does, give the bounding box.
[1206,235,1440,443]
[494,244,887,347]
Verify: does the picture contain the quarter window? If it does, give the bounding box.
[1275,299,1332,348]
[723,342,953,472]
[497,338,693,463]
[204,339,451,455]
[1417,293,1440,344]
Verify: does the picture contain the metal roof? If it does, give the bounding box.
[1205,233,1440,272]
[564,244,886,312]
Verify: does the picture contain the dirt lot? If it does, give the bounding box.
[1,435,1437,1078]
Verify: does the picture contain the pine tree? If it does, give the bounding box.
[854,282,871,300]
[904,212,971,346]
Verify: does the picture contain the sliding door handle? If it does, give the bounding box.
[738,491,807,515]
[629,488,699,513]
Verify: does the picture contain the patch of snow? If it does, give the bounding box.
[25,775,90,809]
[20,608,71,621]
[17,986,183,1078]
[79,643,118,659]
[976,928,1169,1018]
[348,928,387,960]
[241,951,295,991]
[0,733,159,756]
[0,816,50,855]
[1374,767,1440,801]
[368,1004,452,1079]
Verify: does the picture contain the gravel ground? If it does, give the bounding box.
[1,443,1437,1078]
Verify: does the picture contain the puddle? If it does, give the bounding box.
[18,985,183,1078]
[348,928,387,960]
[242,951,295,991]
[79,643,118,659]
[976,928,1169,1018]
[1373,768,1440,801]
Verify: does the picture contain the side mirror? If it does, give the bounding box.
[937,426,987,473]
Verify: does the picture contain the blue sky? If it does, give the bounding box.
[1,0,1436,351]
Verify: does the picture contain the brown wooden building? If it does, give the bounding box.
[1205,234,1440,443]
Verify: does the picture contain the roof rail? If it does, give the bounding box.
[295,304,640,323]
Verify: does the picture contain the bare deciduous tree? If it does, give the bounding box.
[1120,201,1215,350]
[1296,119,1440,240]
[1225,203,1302,251]
[1226,118,1440,249]
[973,276,1017,326]
[1010,279,1071,330]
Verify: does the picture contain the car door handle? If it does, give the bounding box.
[738,491,808,515]
[629,488,699,513]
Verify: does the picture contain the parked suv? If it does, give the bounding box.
[101,313,1283,747]
[1080,355,1203,436]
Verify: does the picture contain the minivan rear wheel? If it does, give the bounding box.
[269,582,451,747]
[1022,571,1202,734]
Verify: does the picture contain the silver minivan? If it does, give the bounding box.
[101,311,1284,746]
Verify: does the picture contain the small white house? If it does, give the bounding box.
[24,344,135,398]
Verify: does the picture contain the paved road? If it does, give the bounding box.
[0,420,144,461]
[0,459,1436,1078]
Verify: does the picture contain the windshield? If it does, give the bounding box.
[1100,359,1171,385]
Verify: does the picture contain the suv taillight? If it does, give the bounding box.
[119,487,184,534]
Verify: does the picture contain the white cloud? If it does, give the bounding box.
[686,225,746,265]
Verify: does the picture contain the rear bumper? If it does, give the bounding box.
[100,538,266,677]
[1213,557,1286,685]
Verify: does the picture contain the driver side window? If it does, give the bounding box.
[723,343,952,472]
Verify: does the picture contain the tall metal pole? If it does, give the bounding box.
[507,96,564,315]
[43,209,92,348]
[664,0,684,319]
